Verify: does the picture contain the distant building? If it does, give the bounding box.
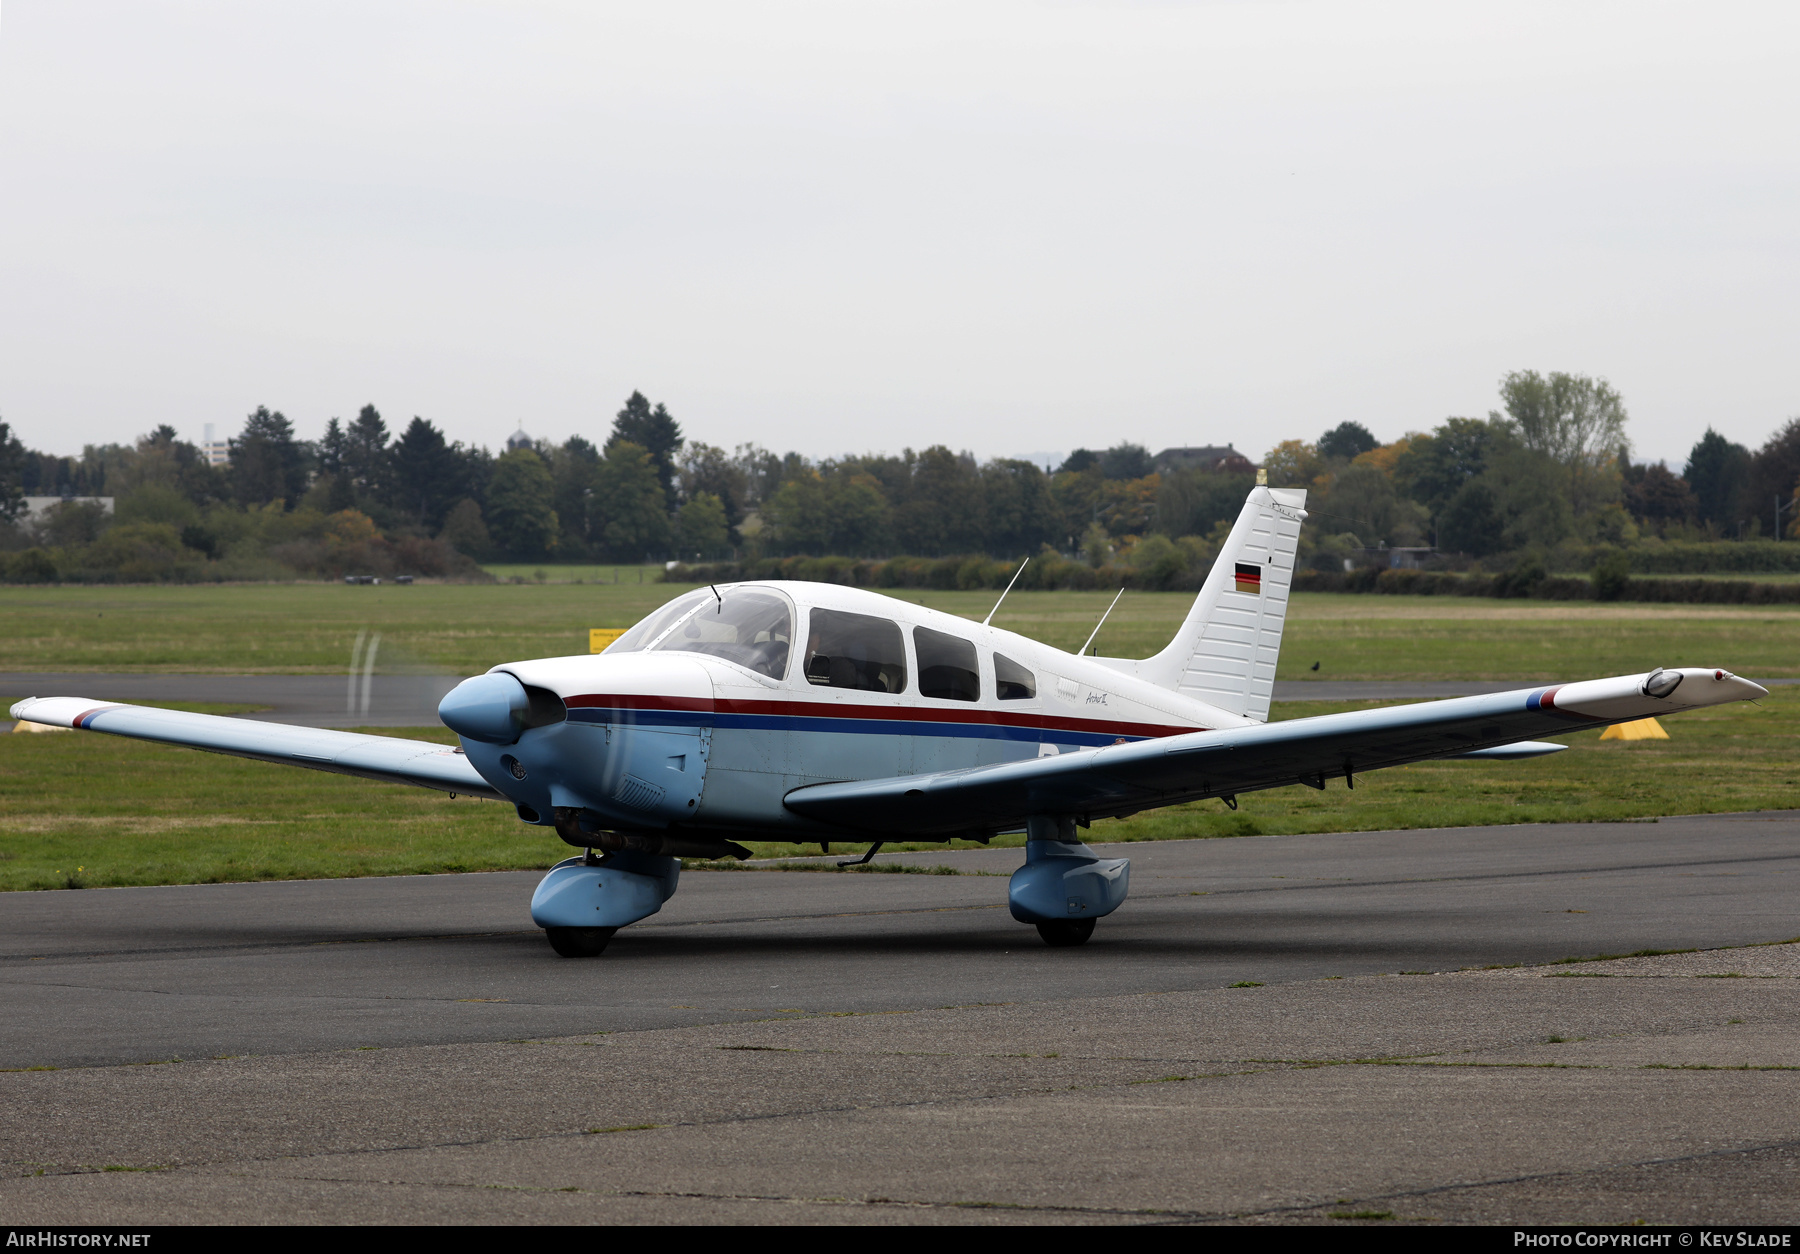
[1153,445,1256,475]
[200,423,229,467]
[505,426,533,452]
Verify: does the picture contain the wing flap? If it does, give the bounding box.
[9,697,505,800]
[782,668,1764,835]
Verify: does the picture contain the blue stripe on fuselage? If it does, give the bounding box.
[564,705,1142,748]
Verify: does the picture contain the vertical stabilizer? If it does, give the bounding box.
[1133,486,1307,721]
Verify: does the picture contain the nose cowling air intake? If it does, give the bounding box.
[438,672,565,744]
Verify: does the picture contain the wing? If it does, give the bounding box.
[783,668,1765,836]
[9,697,506,800]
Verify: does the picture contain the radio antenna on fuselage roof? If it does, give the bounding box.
[1079,587,1125,656]
[981,557,1029,626]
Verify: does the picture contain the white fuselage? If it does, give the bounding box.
[475,581,1254,840]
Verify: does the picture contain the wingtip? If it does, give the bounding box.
[1682,668,1767,704]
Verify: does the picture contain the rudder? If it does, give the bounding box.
[1133,485,1307,721]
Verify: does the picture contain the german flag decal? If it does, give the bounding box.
[1234,562,1263,594]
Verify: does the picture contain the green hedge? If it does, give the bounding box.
[667,552,1193,592]
[671,554,1800,605]
[1626,541,1800,574]
[1292,568,1800,604]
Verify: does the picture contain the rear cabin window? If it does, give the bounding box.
[993,653,1036,701]
[914,627,980,702]
[803,610,907,693]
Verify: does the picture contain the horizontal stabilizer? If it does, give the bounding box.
[8,697,504,799]
[1442,741,1567,760]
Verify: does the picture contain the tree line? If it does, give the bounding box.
[2,372,1797,584]
[1271,372,1800,567]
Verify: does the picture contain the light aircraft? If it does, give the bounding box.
[10,485,1766,956]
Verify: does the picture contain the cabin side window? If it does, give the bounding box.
[803,609,908,693]
[914,626,980,702]
[993,652,1036,701]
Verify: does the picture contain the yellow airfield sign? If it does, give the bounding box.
[589,628,627,654]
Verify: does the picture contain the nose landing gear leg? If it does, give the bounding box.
[531,849,681,958]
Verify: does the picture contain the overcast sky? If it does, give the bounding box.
[1,1,1794,469]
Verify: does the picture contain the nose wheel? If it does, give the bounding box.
[1034,918,1095,947]
[545,926,617,958]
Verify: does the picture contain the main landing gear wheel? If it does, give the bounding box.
[1035,918,1096,947]
[545,926,617,958]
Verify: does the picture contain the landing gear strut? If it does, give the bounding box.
[546,926,617,958]
[1034,918,1096,947]
[1009,815,1131,947]
[531,851,681,957]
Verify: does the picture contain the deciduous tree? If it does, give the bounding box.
[485,448,560,558]
[1156,469,1257,540]
[592,440,669,560]
[1623,462,1696,531]
[1748,417,1800,538]
[1392,417,1500,519]
[439,498,491,557]
[1098,443,1152,480]
[1496,371,1628,519]
[1318,422,1378,462]
[0,418,27,524]
[547,436,602,556]
[980,460,1064,557]
[678,442,750,534]
[1261,440,1328,490]
[676,492,730,559]
[1322,463,1429,547]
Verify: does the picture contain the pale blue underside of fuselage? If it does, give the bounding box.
[470,704,1141,837]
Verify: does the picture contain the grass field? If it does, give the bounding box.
[2,580,1794,890]
[0,582,1794,679]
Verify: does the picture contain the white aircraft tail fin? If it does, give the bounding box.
[1133,485,1308,722]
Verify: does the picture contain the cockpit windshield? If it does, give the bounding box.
[602,589,712,656]
[649,589,794,680]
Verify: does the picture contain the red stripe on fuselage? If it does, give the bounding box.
[563,692,1205,740]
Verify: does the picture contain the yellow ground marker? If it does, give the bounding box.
[1600,717,1669,741]
[589,628,627,654]
[10,719,71,734]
